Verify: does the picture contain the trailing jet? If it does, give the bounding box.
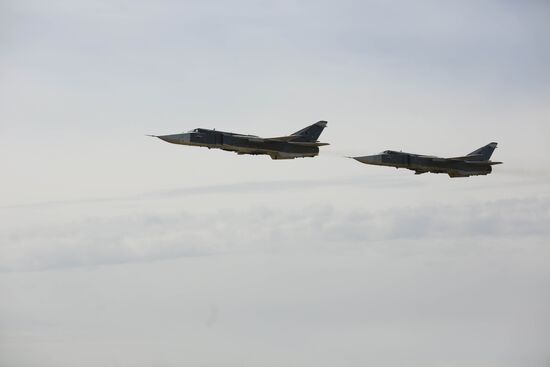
[150,121,328,160]
[352,142,502,178]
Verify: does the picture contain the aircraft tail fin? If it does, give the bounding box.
[467,142,498,161]
[291,121,327,142]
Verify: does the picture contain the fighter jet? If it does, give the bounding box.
[150,121,328,159]
[352,142,502,177]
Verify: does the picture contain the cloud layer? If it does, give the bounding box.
[1,196,549,367]
[2,196,548,272]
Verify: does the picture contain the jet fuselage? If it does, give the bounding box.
[353,143,501,178]
[153,121,328,160]
[355,151,493,177]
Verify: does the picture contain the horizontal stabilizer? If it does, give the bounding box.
[431,157,502,165]
[447,154,483,160]
[287,141,330,147]
[466,160,503,166]
[264,136,302,142]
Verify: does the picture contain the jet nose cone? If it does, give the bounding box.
[352,155,383,165]
[156,133,189,145]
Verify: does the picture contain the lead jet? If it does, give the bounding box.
[150,121,328,160]
[352,142,502,178]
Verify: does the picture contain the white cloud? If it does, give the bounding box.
[1,222,549,366]
[1,195,548,272]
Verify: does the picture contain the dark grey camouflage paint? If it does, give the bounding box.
[151,121,328,160]
[353,143,502,178]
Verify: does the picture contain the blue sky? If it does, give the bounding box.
[1,1,550,366]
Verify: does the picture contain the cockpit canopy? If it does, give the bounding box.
[382,150,396,154]
[187,128,202,133]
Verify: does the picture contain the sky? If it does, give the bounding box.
[1,0,550,366]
